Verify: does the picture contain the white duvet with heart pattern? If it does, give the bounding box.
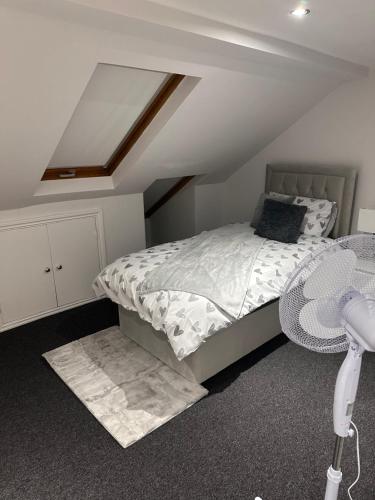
[94,224,331,360]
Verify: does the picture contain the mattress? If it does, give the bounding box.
[94,223,331,360]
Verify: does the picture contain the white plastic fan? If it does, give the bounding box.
[279,234,375,500]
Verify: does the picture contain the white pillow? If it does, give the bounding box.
[323,202,338,237]
[292,196,334,236]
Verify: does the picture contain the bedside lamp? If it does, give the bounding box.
[358,209,375,233]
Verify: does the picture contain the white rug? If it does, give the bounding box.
[43,326,208,448]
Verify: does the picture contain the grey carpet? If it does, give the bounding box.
[1,299,374,499]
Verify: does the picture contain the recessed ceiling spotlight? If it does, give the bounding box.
[290,7,310,17]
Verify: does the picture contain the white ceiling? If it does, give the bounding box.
[0,0,371,209]
[151,0,375,67]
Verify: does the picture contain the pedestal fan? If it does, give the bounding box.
[279,234,375,500]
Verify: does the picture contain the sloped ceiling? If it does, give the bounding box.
[153,0,375,67]
[0,0,369,210]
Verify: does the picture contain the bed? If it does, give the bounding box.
[95,164,357,383]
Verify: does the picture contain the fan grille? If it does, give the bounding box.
[279,234,375,353]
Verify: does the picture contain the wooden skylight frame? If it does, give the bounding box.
[41,73,185,181]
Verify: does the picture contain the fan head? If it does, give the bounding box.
[279,234,375,353]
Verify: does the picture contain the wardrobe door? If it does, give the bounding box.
[47,217,101,306]
[0,225,57,324]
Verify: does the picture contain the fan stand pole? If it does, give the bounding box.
[332,435,345,471]
[324,436,345,500]
[324,341,364,500]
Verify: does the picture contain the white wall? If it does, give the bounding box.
[0,194,145,264]
[147,181,226,246]
[143,178,179,213]
[195,183,225,233]
[221,71,375,231]
[148,184,196,245]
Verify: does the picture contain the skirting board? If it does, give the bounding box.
[119,300,281,383]
[0,295,103,333]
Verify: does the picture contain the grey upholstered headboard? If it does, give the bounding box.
[265,164,357,238]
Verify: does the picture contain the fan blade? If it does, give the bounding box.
[299,300,344,339]
[303,249,357,299]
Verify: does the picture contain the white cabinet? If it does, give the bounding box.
[0,225,57,323]
[0,210,105,331]
[47,217,101,306]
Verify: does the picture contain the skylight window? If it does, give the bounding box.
[42,64,184,180]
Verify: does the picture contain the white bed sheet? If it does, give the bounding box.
[94,224,331,360]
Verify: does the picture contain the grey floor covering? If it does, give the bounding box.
[1,299,374,499]
[43,327,207,448]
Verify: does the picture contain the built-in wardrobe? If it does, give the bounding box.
[0,210,106,331]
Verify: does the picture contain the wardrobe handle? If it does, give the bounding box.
[44,267,51,273]
[56,265,63,270]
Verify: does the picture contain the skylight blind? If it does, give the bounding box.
[49,64,168,168]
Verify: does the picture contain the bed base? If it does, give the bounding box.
[119,301,281,383]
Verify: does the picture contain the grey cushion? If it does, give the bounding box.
[251,192,294,228]
[255,199,307,244]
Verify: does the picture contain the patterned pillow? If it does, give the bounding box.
[293,196,334,236]
[323,202,338,237]
[251,192,294,228]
